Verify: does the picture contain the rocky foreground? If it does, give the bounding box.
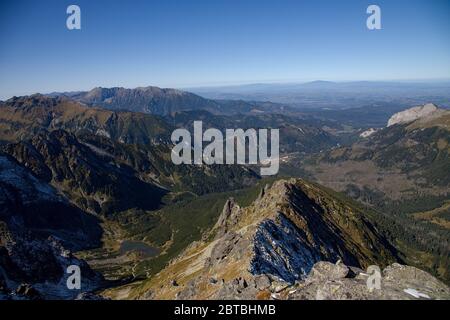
[286,261,449,300]
[167,260,450,300]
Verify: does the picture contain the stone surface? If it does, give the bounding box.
[387,103,438,127]
[307,261,349,282]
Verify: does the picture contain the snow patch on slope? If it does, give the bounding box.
[250,213,337,283]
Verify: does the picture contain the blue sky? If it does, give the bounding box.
[0,0,449,99]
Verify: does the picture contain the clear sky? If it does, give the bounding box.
[0,0,449,99]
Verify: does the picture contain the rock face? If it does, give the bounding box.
[250,214,324,283]
[134,179,408,300]
[0,155,104,300]
[213,198,242,238]
[0,228,105,300]
[0,154,102,248]
[387,103,438,127]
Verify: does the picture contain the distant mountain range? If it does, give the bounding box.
[190,80,450,96]
[12,83,447,130]
[121,179,447,300]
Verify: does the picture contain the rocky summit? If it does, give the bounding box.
[387,103,440,127]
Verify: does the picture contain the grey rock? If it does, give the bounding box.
[254,275,271,290]
[308,261,349,282]
[387,103,438,127]
[250,214,324,283]
[175,280,197,300]
[288,262,450,300]
[209,232,242,266]
[215,277,258,300]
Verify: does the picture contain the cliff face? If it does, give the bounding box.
[0,225,104,300]
[126,179,407,300]
[0,155,104,300]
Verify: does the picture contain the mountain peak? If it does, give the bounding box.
[60,86,216,115]
[387,103,439,127]
[132,178,400,299]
